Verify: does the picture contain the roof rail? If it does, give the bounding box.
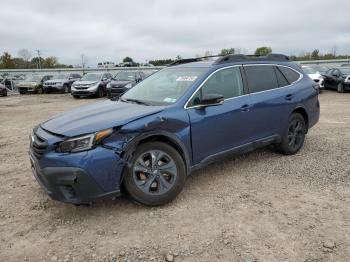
[214,53,290,64]
[168,55,223,66]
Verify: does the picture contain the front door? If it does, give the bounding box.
[187,66,253,165]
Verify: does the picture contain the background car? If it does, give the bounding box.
[0,82,7,96]
[1,73,26,90]
[302,66,324,92]
[323,67,350,92]
[43,73,81,93]
[17,74,53,94]
[106,71,146,97]
[308,65,330,74]
[97,61,115,68]
[71,72,112,98]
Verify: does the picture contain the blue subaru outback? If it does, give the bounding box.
[29,54,320,206]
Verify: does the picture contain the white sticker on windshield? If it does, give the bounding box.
[176,76,198,82]
[163,97,177,103]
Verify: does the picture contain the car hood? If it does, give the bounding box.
[74,80,98,85]
[41,100,166,137]
[46,79,65,83]
[18,81,40,85]
[110,80,133,86]
[308,73,322,80]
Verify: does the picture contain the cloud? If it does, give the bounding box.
[1,0,349,66]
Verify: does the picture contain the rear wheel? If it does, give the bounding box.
[19,90,26,95]
[37,87,43,94]
[275,113,306,155]
[124,142,186,206]
[337,82,344,93]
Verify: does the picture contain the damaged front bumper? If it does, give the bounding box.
[29,126,126,204]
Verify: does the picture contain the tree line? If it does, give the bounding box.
[1,47,349,69]
[0,49,73,69]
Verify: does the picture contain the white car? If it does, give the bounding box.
[302,66,324,92]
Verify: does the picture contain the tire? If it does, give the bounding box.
[37,87,43,94]
[275,113,306,155]
[337,82,344,93]
[97,87,104,98]
[63,84,69,93]
[19,91,26,95]
[124,142,186,206]
[72,95,80,99]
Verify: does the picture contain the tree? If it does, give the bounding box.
[18,49,32,68]
[254,46,272,56]
[0,52,16,69]
[42,56,58,68]
[175,54,182,60]
[123,57,134,63]
[311,49,319,60]
[219,48,235,56]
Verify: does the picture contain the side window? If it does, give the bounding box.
[274,67,289,87]
[189,67,244,106]
[244,65,278,93]
[278,66,300,84]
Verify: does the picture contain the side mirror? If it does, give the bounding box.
[196,94,224,107]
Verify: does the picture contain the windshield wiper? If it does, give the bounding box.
[121,98,150,106]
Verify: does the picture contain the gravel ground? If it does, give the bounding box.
[0,91,349,262]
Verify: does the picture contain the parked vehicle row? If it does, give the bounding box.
[0,70,149,97]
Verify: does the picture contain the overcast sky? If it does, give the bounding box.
[1,0,349,66]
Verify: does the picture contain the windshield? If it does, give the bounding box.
[121,67,207,105]
[113,71,136,81]
[55,74,70,80]
[310,65,329,73]
[302,67,316,74]
[25,74,42,81]
[81,73,101,81]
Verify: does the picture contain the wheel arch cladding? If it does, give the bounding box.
[122,133,190,177]
[292,107,309,131]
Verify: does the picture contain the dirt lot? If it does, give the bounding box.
[0,91,349,262]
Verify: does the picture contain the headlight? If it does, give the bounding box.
[125,83,132,89]
[106,83,111,89]
[57,128,113,153]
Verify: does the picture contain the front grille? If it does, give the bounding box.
[30,132,48,159]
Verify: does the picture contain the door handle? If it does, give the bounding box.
[285,94,294,101]
[240,104,250,112]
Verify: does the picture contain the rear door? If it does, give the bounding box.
[243,64,300,139]
[187,66,254,164]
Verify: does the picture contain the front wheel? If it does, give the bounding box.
[63,84,69,93]
[124,142,186,206]
[275,113,306,155]
[97,87,104,98]
[337,82,344,93]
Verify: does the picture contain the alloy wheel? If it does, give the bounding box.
[132,150,177,195]
[287,118,304,150]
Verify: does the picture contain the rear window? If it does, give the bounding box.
[244,65,278,93]
[274,67,289,87]
[278,66,300,83]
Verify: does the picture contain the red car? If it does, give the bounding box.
[0,83,7,96]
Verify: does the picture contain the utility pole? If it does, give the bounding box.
[35,50,42,69]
